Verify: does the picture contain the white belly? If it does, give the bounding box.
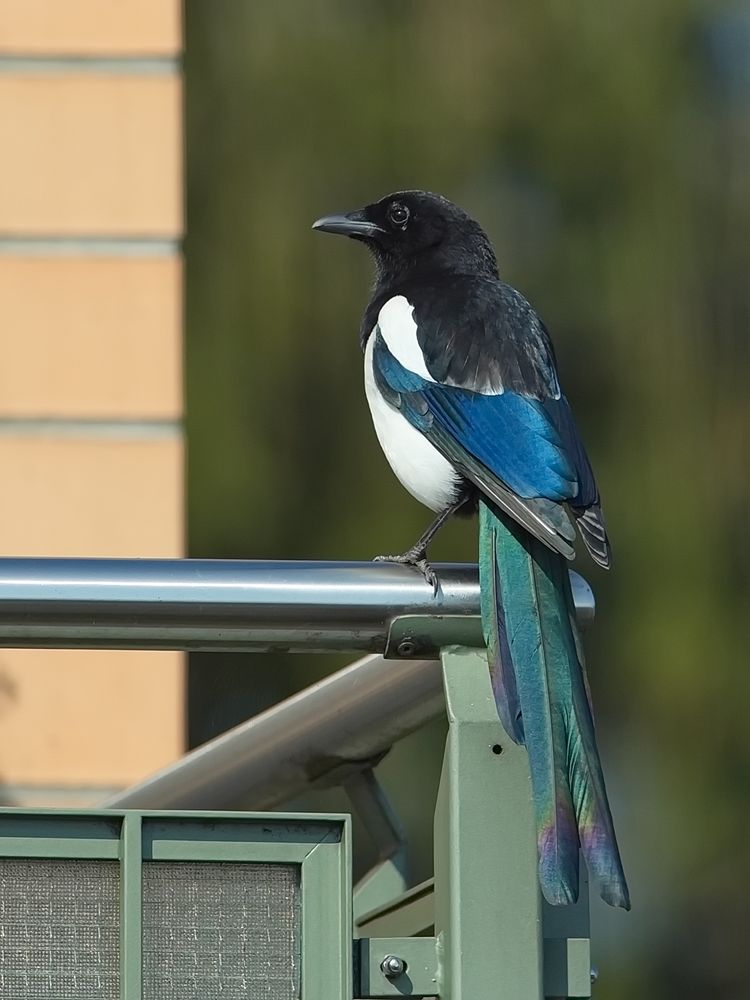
[364,334,461,513]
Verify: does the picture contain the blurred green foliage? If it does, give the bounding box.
[185,2,750,996]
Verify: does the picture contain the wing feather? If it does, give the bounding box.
[373,330,579,558]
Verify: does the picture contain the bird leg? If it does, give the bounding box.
[374,492,471,593]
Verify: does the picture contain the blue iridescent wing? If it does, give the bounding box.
[371,329,584,556]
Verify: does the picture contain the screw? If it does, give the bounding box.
[590,966,599,984]
[396,638,417,657]
[381,955,407,979]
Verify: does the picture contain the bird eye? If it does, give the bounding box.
[388,202,410,227]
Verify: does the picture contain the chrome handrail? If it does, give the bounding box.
[0,558,593,651]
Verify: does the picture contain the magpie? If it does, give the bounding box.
[313,190,629,909]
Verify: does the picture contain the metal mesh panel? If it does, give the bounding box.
[143,861,301,1000]
[0,858,120,999]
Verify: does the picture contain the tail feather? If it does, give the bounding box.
[480,519,524,742]
[479,500,630,909]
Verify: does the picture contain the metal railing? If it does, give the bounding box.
[0,557,593,651]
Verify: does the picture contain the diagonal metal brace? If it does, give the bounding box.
[346,769,411,924]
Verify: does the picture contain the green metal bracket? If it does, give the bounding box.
[384,615,483,659]
[356,879,592,997]
[542,867,592,998]
[543,937,592,998]
[357,937,439,998]
[356,932,591,999]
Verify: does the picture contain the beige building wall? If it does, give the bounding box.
[0,2,184,805]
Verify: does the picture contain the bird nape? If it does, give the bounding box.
[313,190,629,910]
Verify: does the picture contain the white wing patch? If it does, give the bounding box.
[364,335,461,513]
[377,296,436,382]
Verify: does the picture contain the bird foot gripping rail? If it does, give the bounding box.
[0,558,596,1000]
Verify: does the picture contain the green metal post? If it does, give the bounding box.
[434,645,544,1000]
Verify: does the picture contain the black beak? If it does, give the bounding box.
[312,211,385,239]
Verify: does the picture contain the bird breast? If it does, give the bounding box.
[363,330,461,513]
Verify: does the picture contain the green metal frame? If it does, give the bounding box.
[355,646,592,1000]
[0,648,594,1000]
[0,808,352,1000]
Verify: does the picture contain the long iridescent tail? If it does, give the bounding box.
[479,500,630,909]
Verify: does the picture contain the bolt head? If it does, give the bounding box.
[396,638,416,657]
[381,954,406,979]
[590,966,599,984]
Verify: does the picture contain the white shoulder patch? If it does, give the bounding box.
[377,296,436,382]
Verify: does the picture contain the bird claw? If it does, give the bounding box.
[373,552,439,595]
[414,558,439,595]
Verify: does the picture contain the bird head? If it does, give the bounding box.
[312,190,498,281]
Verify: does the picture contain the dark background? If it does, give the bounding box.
[184,3,750,997]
